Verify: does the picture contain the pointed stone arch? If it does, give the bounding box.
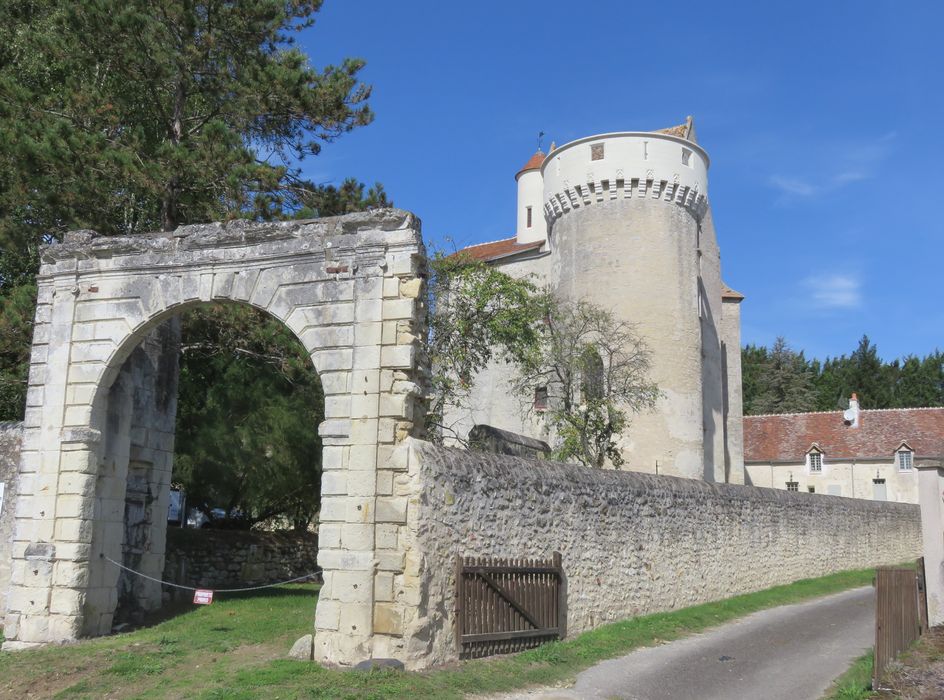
[2,210,429,666]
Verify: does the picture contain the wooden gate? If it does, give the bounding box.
[455,553,564,659]
[874,560,929,686]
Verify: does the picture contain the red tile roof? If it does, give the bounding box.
[454,236,544,263]
[516,150,546,179]
[744,407,944,463]
[721,283,744,301]
[657,123,689,138]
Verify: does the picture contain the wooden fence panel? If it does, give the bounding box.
[874,565,924,686]
[456,553,564,659]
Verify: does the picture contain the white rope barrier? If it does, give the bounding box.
[103,555,320,593]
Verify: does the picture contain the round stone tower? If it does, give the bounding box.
[540,121,724,480]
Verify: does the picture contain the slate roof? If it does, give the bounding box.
[744,407,944,463]
[454,237,544,263]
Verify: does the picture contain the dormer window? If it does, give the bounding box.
[808,450,823,473]
[897,449,913,471]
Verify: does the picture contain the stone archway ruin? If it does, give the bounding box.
[2,209,429,665]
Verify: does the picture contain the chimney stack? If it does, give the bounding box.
[843,393,860,428]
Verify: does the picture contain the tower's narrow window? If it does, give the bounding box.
[591,143,605,161]
[682,148,692,167]
[526,206,532,228]
[643,141,649,160]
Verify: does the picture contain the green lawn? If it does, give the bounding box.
[0,568,878,699]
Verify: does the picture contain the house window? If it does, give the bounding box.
[786,481,799,492]
[591,143,604,161]
[533,386,548,411]
[682,148,692,167]
[809,452,823,473]
[897,450,913,471]
[526,206,532,228]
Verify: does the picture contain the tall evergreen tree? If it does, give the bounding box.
[748,337,816,414]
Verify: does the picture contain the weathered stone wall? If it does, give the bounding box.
[162,528,318,593]
[392,439,922,667]
[0,422,23,615]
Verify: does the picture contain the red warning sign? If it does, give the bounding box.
[193,589,214,605]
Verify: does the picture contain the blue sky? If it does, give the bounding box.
[298,1,943,362]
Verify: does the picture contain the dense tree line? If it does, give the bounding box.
[743,335,944,415]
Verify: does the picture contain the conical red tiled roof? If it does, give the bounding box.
[515,150,545,179]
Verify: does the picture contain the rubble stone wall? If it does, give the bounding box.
[393,439,922,667]
[162,528,319,593]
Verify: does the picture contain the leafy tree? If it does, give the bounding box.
[426,253,545,442]
[748,337,816,415]
[0,0,373,246]
[514,298,660,468]
[174,303,323,530]
[0,1,383,525]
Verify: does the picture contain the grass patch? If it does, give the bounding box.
[823,651,875,700]
[0,568,878,699]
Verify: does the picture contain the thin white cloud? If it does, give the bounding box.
[768,132,896,202]
[769,175,818,197]
[803,273,862,310]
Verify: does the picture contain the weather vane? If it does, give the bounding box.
[537,130,545,151]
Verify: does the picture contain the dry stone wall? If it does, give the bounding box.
[392,439,922,667]
[0,422,22,614]
[162,528,318,593]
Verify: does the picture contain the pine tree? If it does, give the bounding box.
[749,337,816,415]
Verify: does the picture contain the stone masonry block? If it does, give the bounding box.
[375,551,405,572]
[376,469,394,496]
[380,345,415,370]
[398,277,423,299]
[54,518,93,543]
[382,277,400,298]
[315,599,341,631]
[387,253,417,277]
[375,497,408,524]
[317,549,374,572]
[354,299,382,323]
[55,495,94,520]
[373,603,403,636]
[323,394,352,419]
[350,393,379,419]
[340,523,375,552]
[349,444,377,469]
[321,445,348,471]
[382,298,414,320]
[346,469,376,497]
[49,588,84,617]
[318,523,341,549]
[376,524,399,550]
[339,602,372,635]
[353,345,381,370]
[320,471,347,495]
[351,369,381,394]
[354,322,383,346]
[374,572,395,602]
[349,418,379,445]
[318,497,347,523]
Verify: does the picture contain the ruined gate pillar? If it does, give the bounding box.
[2,210,431,667]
